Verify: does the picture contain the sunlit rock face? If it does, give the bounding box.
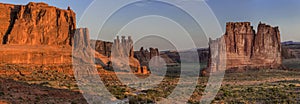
[0,2,76,65]
[203,22,282,75]
[0,2,76,45]
[0,2,77,75]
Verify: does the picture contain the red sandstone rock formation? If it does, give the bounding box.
[203,22,282,75]
[0,45,72,65]
[0,2,76,45]
[0,2,75,66]
[90,38,180,74]
[90,40,113,57]
[253,23,282,67]
[0,2,77,76]
[134,47,159,67]
[133,47,161,74]
[110,36,141,71]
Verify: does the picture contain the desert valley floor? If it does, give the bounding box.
[0,60,299,103]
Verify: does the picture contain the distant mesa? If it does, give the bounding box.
[282,41,300,45]
[202,22,283,76]
[281,41,300,59]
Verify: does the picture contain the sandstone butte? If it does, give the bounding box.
[0,2,76,45]
[0,2,141,75]
[134,47,160,74]
[202,22,282,76]
[0,2,75,67]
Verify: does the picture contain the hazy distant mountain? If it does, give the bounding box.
[282,41,300,45]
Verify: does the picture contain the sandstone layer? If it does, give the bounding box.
[204,22,282,74]
[0,45,72,65]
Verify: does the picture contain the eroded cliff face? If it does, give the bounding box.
[90,40,113,57]
[0,2,76,75]
[204,22,282,74]
[253,23,282,67]
[0,2,76,45]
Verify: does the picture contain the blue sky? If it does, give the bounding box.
[207,0,300,42]
[1,0,300,49]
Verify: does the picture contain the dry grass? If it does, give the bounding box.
[0,61,299,103]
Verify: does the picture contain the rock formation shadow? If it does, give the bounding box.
[2,5,20,44]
